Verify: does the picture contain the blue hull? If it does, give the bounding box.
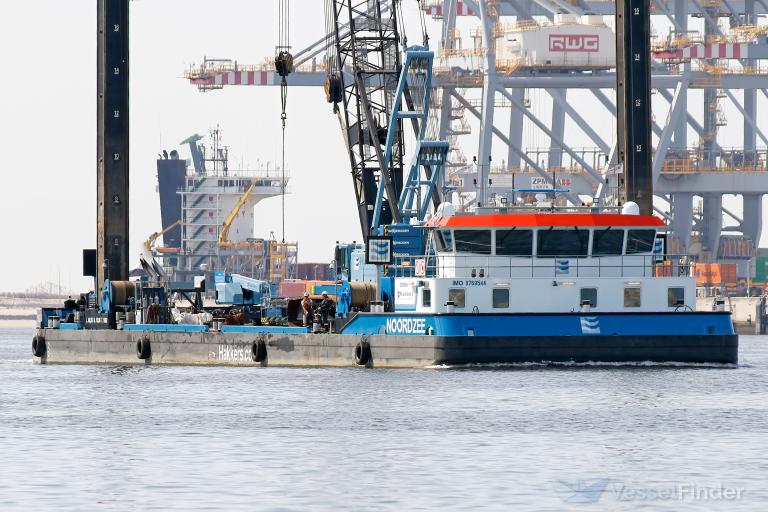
[340,311,735,337]
[430,333,738,365]
[338,311,738,364]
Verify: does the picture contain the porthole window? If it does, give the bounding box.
[448,289,466,308]
[667,287,685,307]
[492,288,510,308]
[624,287,641,308]
[580,288,598,307]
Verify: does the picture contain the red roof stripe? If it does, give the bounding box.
[425,213,665,228]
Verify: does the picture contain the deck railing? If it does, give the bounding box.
[387,254,693,280]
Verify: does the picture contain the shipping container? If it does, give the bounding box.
[718,236,754,259]
[496,18,615,69]
[279,280,336,299]
[755,256,768,283]
[295,263,334,281]
[693,263,737,287]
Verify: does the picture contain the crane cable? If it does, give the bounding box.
[397,0,430,50]
[275,0,293,243]
[396,0,407,50]
[324,0,343,108]
[416,0,429,47]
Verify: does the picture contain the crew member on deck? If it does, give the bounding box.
[319,292,336,326]
[301,292,313,326]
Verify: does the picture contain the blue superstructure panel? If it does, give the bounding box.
[39,308,79,329]
[123,324,209,332]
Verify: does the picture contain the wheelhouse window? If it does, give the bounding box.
[442,230,454,251]
[592,229,625,256]
[580,288,598,307]
[454,230,492,254]
[624,287,641,308]
[626,229,657,254]
[537,229,589,257]
[433,231,447,252]
[496,229,533,256]
[667,287,685,307]
[448,289,466,308]
[492,288,510,308]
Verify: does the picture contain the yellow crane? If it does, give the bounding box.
[143,220,182,250]
[219,178,259,246]
[140,220,181,281]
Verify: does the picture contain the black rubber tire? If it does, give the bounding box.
[32,336,46,358]
[354,340,372,366]
[136,337,151,360]
[252,340,268,363]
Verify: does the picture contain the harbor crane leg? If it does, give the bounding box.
[96,0,130,290]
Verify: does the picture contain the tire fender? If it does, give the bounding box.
[354,340,372,366]
[252,339,267,363]
[136,336,151,360]
[32,335,47,358]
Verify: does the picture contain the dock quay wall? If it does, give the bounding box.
[697,296,766,335]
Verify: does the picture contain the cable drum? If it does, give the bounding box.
[349,282,377,309]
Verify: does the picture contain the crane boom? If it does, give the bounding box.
[143,220,182,251]
[219,179,259,245]
[325,0,405,237]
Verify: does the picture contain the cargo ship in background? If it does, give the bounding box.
[151,128,303,285]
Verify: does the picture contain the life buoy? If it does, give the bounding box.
[354,340,372,366]
[32,336,46,358]
[252,339,267,363]
[136,337,151,360]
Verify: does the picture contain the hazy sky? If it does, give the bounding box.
[1,1,764,292]
[1,0,381,292]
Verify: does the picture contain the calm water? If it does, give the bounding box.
[1,328,766,511]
